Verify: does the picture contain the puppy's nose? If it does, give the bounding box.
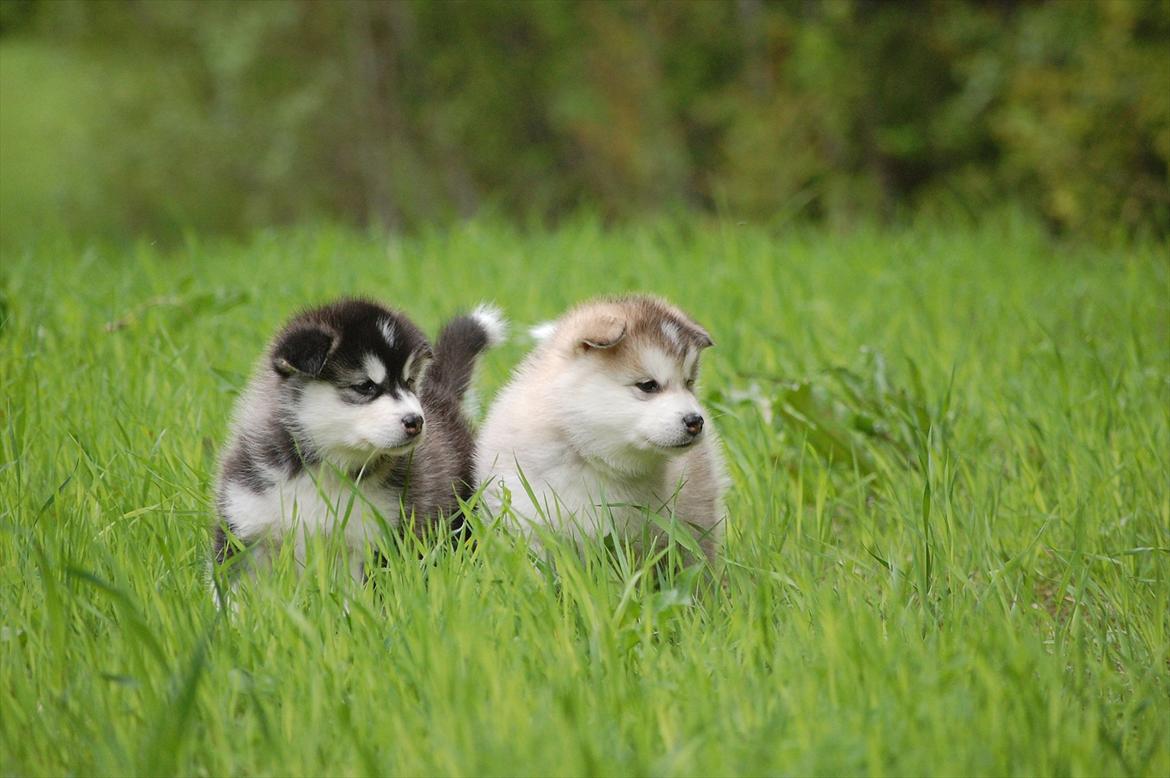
[683,413,704,436]
[402,414,424,436]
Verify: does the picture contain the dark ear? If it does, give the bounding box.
[688,323,714,350]
[409,346,434,383]
[272,325,338,378]
[578,315,627,351]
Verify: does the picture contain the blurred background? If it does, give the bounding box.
[1,0,1167,248]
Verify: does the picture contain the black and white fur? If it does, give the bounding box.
[213,298,505,588]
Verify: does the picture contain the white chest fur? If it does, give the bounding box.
[221,465,404,560]
[483,450,682,543]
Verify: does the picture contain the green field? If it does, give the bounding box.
[1,218,1167,776]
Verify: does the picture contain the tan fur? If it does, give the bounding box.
[554,296,713,357]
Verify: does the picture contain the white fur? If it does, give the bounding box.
[554,347,705,464]
[471,304,508,347]
[363,353,387,384]
[476,337,727,562]
[661,321,682,349]
[293,384,423,470]
[378,318,396,348]
[221,462,403,582]
[528,321,558,343]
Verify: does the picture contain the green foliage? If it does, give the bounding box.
[1,0,1167,244]
[1,218,1167,775]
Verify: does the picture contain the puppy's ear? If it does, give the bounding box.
[272,325,338,378]
[686,322,714,350]
[406,346,434,385]
[577,314,627,351]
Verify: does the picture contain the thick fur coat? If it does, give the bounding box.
[214,298,504,585]
[476,295,727,564]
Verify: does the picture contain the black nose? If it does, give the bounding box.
[683,413,704,436]
[402,414,423,436]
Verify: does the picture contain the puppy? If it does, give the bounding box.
[213,298,504,589]
[476,295,726,565]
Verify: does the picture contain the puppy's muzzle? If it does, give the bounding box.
[402,413,424,437]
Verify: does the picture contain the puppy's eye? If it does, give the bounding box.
[635,379,661,394]
[350,380,379,397]
[685,379,695,391]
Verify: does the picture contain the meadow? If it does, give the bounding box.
[1,217,1167,776]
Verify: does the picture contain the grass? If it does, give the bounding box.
[1,215,1167,776]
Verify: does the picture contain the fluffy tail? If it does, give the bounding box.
[424,304,507,403]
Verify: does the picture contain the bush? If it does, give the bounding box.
[2,0,1166,241]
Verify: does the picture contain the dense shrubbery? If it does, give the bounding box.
[2,0,1167,239]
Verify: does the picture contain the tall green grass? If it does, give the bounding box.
[1,217,1167,776]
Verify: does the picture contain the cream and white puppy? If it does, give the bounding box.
[476,295,727,564]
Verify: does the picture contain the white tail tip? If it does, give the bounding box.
[528,321,558,343]
[471,303,508,347]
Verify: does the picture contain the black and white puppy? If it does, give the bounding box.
[213,298,505,589]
